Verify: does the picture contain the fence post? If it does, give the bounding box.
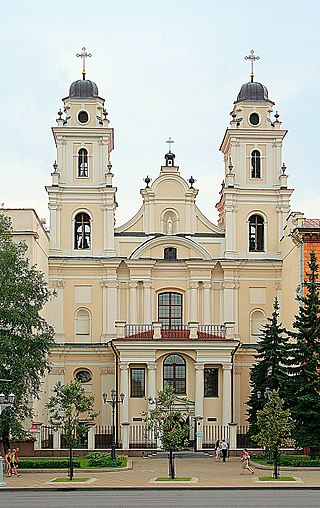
[115,321,126,339]
[153,322,161,339]
[121,422,130,450]
[53,429,60,450]
[228,422,237,452]
[188,321,199,340]
[88,426,95,450]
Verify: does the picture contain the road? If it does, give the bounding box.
[1,489,320,508]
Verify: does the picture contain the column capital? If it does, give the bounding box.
[143,281,153,289]
[222,363,232,371]
[147,362,157,370]
[195,363,205,371]
[203,281,212,290]
[129,281,138,289]
[189,281,199,290]
[119,363,129,371]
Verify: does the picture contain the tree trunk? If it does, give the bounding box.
[168,449,175,479]
[68,445,74,481]
[273,447,279,479]
[2,433,10,455]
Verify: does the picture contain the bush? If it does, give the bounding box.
[18,458,81,469]
[85,452,127,468]
[256,455,320,468]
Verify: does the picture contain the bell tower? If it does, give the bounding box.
[46,48,116,257]
[217,51,292,259]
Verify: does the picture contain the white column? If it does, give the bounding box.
[189,282,198,322]
[129,282,138,323]
[120,363,129,423]
[147,363,157,403]
[106,280,118,339]
[223,281,235,323]
[234,367,242,424]
[203,282,211,324]
[195,363,204,450]
[100,367,109,424]
[101,282,107,342]
[222,364,232,425]
[143,282,152,323]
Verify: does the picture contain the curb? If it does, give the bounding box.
[2,486,320,492]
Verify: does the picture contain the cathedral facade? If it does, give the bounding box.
[6,57,303,450]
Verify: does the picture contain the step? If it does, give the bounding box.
[147,451,212,459]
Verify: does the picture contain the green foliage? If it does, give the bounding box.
[143,385,192,452]
[247,298,290,436]
[288,250,320,452]
[255,455,320,467]
[253,390,294,451]
[18,458,81,469]
[0,213,55,442]
[258,476,296,481]
[85,452,127,468]
[47,379,99,449]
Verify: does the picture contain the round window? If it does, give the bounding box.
[75,369,92,383]
[78,110,89,124]
[249,112,260,126]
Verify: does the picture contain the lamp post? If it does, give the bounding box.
[0,392,15,488]
[256,387,270,403]
[102,389,125,460]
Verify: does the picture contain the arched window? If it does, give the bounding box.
[78,148,88,177]
[158,292,182,329]
[163,354,186,394]
[164,247,177,260]
[74,212,91,249]
[250,309,266,341]
[249,214,264,252]
[75,308,91,342]
[251,150,261,178]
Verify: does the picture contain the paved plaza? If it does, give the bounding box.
[1,457,320,489]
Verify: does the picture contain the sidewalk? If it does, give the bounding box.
[2,457,320,489]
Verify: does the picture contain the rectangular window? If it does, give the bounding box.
[204,368,218,397]
[130,368,145,398]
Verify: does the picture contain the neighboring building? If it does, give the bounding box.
[282,213,320,331]
[5,56,303,448]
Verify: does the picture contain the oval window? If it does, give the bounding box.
[78,110,89,124]
[75,369,92,383]
[249,112,260,126]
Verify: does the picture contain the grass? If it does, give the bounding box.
[51,477,90,483]
[252,455,320,468]
[18,455,128,470]
[155,477,192,482]
[258,476,296,481]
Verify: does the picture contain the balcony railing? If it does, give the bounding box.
[117,321,235,341]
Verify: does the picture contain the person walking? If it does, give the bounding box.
[221,439,228,462]
[10,448,21,477]
[240,449,254,475]
[215,440,221,462]
[4,449,11,477]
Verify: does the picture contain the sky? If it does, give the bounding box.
[1,0,320,227]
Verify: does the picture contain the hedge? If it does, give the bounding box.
[85,452,127,468]
[18,458,81,469]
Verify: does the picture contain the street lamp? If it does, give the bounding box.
[256,387,270,402]
[102,389,125,460]
[0,393,15,416]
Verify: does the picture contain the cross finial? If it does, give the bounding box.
[165,137,174,153]
[245,50,260,83]
[76,47,92,80]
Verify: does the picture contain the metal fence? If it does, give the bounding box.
[129,424,156,449]
[202,425,230,448]
[40,425,54,449]
[94,425,114,449]
[236,424,256,449]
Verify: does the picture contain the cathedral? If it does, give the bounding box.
[6,50,318,451]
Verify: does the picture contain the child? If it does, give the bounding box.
[240,448,254,475]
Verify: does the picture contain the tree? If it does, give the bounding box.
[0,213,55,452]
[143,385,191,479]
[253,390,294,478]
[247,298,289,437]
[288,249,320,456]
[47,379,98,480]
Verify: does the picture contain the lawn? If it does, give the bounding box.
[258,476,296,481]
[18,453,128,470]
[155,477,192,482]
[252,455,320,468]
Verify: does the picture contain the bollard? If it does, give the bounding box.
[0,455,7,487]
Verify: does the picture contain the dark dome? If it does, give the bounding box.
[235,81,272,103]
[69,79,98,98]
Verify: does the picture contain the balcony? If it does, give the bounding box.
[114,322,235,341]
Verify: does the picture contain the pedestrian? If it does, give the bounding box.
[4,448,11,477]
[240,448,254,475]
[215,440,221,462]
[10,448,21,477]
[221,439,228,462]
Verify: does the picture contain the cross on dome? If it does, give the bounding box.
[165,137,174,153]
[245,50,260,83]
[76,47,92,80]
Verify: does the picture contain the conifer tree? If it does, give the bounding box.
[247,298,289,436]
[288,249,320,455]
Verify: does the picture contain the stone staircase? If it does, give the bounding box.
[146,450,213,459]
